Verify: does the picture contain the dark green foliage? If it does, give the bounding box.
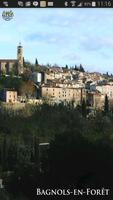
[0,76,22,93]
[74,65,78,71]
[35,58,38,66]
[0,103,113,199]
[0,75,36,98]
[65,65,68,69]
[104,94,109,114]
[21,70,32,81]
[0,190,10,200]
[79,64,85,72]
[81,98,87,117]
[74,64,85,72]
[48,131,113,187]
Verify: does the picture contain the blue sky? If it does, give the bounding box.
[0,8,113,73]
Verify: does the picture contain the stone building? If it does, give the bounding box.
[0,43,23,75]
[86,90,105,109]
[41,84,86,105]
[96,84,113,99]
[0,88,17,103]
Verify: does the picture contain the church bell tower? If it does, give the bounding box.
[17,43,23,74]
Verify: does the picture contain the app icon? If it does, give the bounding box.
[18,1,24,7]
[40,1,46,7]
[25,1,31,6]
[48,1,53,6]
[33,1,38,6]
[2,10,14,21]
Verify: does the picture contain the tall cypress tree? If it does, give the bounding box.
[104,94,109,114]
[79,64,85,72]
[81,98,87,117]
[65,65,68,69]
[35,58,38,66]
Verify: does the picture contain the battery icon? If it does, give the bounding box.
[92,1,96,7]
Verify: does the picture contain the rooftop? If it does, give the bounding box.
[0,59,17,62]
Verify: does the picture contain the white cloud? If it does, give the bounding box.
[0,8,113,72]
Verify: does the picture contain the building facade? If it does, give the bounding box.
[41,85,86,105]
[0,43,23,75]
[0,88,17,103]
[96,84,113,99]
[86,91,105,109]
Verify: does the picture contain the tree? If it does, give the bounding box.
[23,61,35,72]
[104,94,109,114]
[35,58,38,66]
[74,65,78,71]
[22,69,32,81]
[79,64,85,72]
[81,98,87,117]
[20,81,35,99]
[48,130,113,187]
[65,65,68,69]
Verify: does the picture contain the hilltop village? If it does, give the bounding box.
[0,44,113,112]
[1,44,113,200]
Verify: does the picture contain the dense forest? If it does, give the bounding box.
[0,102,113,199]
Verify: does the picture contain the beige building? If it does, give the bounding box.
[0,89,17,103]
[86,91,105,109]
[41,85,86,105]
[96,84,113,99]
[0,59,19,75]
[44,69,72,83]
[0,43,23,75]
[6,90,17,103]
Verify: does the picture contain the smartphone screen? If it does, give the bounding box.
[0,2,113,200]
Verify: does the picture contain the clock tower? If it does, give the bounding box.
[17,43,23,74]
